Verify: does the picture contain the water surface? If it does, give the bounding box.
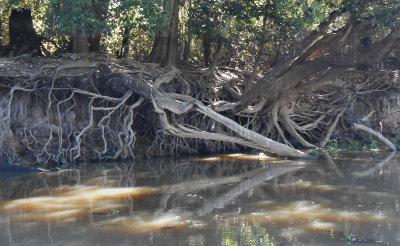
[0,151,399,245]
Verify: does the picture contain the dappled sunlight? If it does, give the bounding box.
[0,185,160,224]
[305,221,337,231]
[264,201,384,224]
[223,200,387,238]
[220,224,280,246]
[280,227,305,239]
[278,180,337,192]
[82,176,119,187]
[254,200,276,208]
[195,156,223,162]
[0,151,399,244]
[96,213,206,234]
[196,153,279,162]
[218,153,279,161]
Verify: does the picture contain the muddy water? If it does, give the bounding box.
[0,151,399,246]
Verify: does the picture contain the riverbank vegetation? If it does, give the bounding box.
[0,0,399,165]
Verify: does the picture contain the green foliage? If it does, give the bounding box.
[103,0,163,57]
[220,223,280,246]
[188,235,205,246]
[0,0,399,65]
[187,0,336,69]
[344,0,400,28]
[109,0,163,32]
[1,0,49,43]
[188,0,226,39]
[266,0,334,31]
[343,222,357,244]
[48,0,99,33]
[326,139,382,151]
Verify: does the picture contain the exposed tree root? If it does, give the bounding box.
[150,92,306,157]
[1,50,399,165]
[0,57,310,165]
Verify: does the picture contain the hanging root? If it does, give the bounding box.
[0,60,148,164]
[11,57,400,164]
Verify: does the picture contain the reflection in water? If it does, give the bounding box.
[233,200,386,230]
[96,213,206,234]
[278,180,337,191]
[196,153,279,162]
[0,151,399,245]
[1,186,159,223]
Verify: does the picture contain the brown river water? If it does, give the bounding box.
[0,151,399,245]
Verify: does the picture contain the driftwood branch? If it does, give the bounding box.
[353,123,397,151]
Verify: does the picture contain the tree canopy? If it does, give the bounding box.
[0,0,398,66]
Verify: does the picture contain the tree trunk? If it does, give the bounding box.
[88,0,109,52]
[0,7,6,56]
[8,8,42,56]
[203,35,212,67]
[236,28,400,114]
[148,0,180,67]
[166,0,179,66]
[209,16,233,71]
[182,31,192,63]
[120,28,131,58]
[244,14,267,92]
[88,33,101,52]
[72,29,89,53]
[182,0,192,64]
[0,6,2,44]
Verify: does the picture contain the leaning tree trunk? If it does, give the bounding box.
[148,0,180,67]
[210,9,400,150]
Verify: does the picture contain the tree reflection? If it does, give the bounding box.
[0,152,399,245]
